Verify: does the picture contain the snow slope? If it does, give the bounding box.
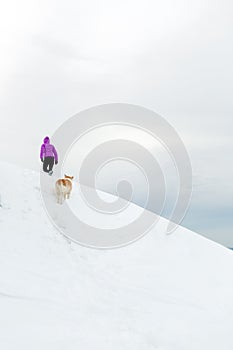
[0,161,233,350]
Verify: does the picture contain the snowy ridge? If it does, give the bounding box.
[0,161,233,350]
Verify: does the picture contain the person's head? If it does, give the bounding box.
[44,136,50,144]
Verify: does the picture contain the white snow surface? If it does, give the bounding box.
[0,161,233,350]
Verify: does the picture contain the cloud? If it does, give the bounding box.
[31,35,87,62]
[0,0,232,245]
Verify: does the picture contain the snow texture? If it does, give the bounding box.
[0,161,233,350]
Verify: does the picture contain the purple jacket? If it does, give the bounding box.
[40,136,58,161]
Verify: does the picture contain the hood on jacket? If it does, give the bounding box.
[44,136,50,144]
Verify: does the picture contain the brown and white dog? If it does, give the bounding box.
[55,175,74,204]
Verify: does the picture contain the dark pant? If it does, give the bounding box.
[43,157,54,173]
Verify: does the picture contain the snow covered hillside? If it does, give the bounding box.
[0,161,233,350]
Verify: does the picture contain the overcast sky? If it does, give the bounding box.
[0,0,232,246]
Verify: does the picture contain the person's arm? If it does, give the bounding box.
[53,145,58,163]
[40,144,45,161]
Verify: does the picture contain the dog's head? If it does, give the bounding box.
[64,174,74,181]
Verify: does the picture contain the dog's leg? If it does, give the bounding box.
[58,192,62,204]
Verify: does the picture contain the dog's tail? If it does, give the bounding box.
[56,180,67,194]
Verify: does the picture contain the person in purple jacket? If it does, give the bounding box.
[40,136,58,175]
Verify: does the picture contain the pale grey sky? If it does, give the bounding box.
[0,0,232,246]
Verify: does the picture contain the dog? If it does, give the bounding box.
[55,175,74,204]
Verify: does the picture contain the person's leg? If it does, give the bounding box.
[48,157,55,172]
[43,157,50,172]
